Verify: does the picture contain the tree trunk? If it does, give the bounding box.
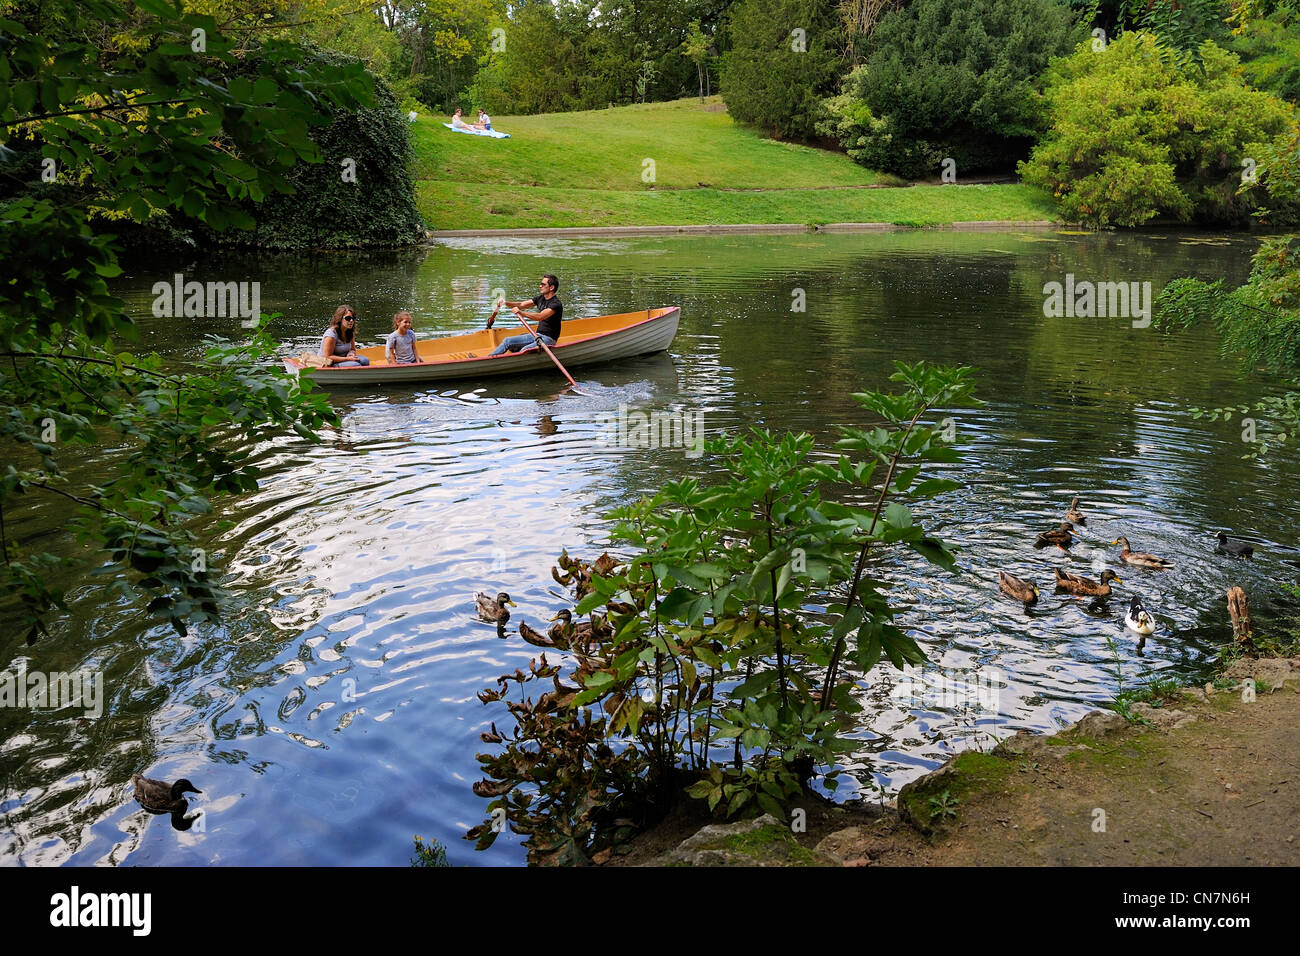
[1227,586,1252,643]
[697,63,704,101]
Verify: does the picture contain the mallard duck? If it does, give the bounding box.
[1215,532,1254,559]
[1064,497,1087,525]
[475,591,515,624]
[1054,567,1121,597]
[998,571,1039,606]
[554,608,611,652]
[131,774,201,813]
[1114,536,1173,569]
[519,609,610,652]
[1034,522,1076,550]
[1124,596,1155,635]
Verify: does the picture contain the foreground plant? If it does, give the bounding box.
[469,362,980,864]
[0,1,371,641]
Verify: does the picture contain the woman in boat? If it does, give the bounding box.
[321,306,370,367]
[487,274,563,356]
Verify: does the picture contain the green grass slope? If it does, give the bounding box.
[411,97,1058,230]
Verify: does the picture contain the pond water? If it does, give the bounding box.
[2,229,1295,866]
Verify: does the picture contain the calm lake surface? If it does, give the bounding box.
[3,229,1296,866]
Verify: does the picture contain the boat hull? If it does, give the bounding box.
[285,307,680,386]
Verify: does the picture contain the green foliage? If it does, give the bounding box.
[720,0,843,140]
[469,363,981,864]
[1020,32,1299,227]
[0,0,353,641]
[410,835,451,866]
[1233,16,1300,104]
[843,0,1083,177]
[191,48,425,250]
[468,0,720,115]
[927,788,960,820]
[1119,0,1234,68]
[1156,236,1300,458]
[813,84,893,171]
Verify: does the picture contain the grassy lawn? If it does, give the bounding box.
[411,97,1059,230]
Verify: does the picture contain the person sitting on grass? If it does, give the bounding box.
[477,108,492,131]
[487,274,563,357]
[451,108,485,131]
[386,311,424,365]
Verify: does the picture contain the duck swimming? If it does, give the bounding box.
[1124,596,1156,635]
[1054,567,1120,597]
[1114,536,1174,569]
[1065,497,1087,525]
[519,609,609,653]
[1035,522,1076,551]
[131,774,201,813]
[1215,532,1254,559]
[998,570,1039,606]
[475,591,515,625]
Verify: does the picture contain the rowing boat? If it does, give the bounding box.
[284,307,680,386]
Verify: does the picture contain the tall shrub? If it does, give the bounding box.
[1020,33,1299,227]
[720,0,843,140]
[845,0,1082,178]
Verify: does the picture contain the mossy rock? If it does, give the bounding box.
[663,814,836,867]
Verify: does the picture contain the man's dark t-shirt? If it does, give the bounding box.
[533,293,563,340]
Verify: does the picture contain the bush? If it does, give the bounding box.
[1020,32,1300,228]
[720,0,843,140]
[189,48,424,249]
[468,365,980,865]
[1231,13,1300,105]
[844,0,1083,178]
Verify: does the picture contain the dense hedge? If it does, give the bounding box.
[834,0,1083,179]
[719,0,843,140]
[186,48,424,250]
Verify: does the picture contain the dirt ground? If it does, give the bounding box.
[612,658,1300,866]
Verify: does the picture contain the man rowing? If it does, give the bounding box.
[486,273,563,356]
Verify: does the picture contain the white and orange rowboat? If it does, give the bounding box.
[283,306,680,386]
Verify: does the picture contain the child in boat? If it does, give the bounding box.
[385,311,424,365]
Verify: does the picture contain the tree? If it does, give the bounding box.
[847,0,1082,178]
[681,20,714,100]
[1155,129,1300,457]
[720,0,843,140]
[1020,33,1299,228]
[0,0,375,641]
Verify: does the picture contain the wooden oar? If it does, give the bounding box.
[511,308,579,390]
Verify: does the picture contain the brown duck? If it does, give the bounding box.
[1113,537,1173,569]
[519,609,608,653]
[1064,497,1087,525]
[475,591,515,624]
[998,571,1039,606]
[1054,567,1120,597]
[1034,522,1076,550]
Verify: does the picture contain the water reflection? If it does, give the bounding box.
[1,229,1295,866]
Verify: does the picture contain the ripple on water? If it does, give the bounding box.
[3,230,1296,866]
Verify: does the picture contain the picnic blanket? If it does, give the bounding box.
[443,123,510,139]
